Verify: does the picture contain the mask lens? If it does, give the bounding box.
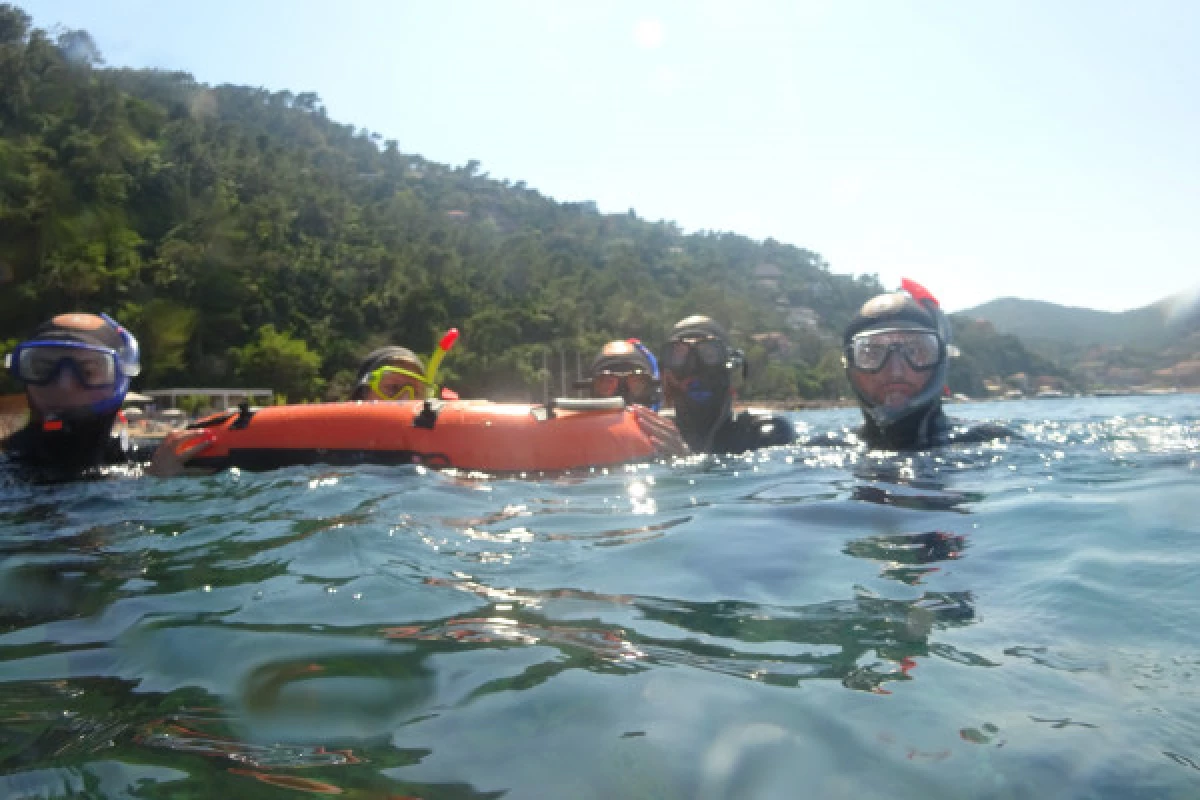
[75,352,115,385]
[901,332,941,369]
[849,331,941,372]
[850,339,889,371]
[18,346,117,387]
[369,366,427,400]
[625,373,651,396]
[665,341,692,370]
[695,340,724,367]
[666,338,724,372]
[378,380,417,400]
[592,374,620,397]
[23,349,62,382]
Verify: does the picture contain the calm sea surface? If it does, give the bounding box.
[1,395,1197,799]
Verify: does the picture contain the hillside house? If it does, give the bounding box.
[754,263,783,291]
[751,332,792,357]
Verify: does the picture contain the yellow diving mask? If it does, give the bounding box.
[364,365,434,401]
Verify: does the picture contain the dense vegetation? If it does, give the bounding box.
[0,5,1078,402]
[947,315,1073,396]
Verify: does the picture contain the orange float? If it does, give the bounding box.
[183,398,659,473]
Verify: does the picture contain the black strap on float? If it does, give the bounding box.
[187,411,236,430]
[231,402,257,430]
[414,399,442,429]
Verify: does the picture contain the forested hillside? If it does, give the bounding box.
[0,6,895,401]
[947,315,1074,396]
[1,5,1087,402]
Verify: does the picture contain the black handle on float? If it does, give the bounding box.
[231,402,257,430]
[414,399,441,429]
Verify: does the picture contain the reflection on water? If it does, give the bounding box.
[0,397,1197,797]
[847,530,965,585]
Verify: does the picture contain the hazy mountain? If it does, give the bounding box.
[959,292,1200,390]
[959,292,1200,349]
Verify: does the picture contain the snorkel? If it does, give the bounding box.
[92,313,141,416]
[626,338,662,411]
[424,328,459,399]
[901,279,953,357]
[844,280,951,445]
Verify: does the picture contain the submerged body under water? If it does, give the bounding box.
[0,396,1197,799]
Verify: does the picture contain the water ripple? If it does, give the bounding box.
[1,395,1197,797]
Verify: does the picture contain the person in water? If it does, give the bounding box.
[2,312,147,475]
[841,280,1013,450]
[580,339,662,409]
[351,346,435,402]
[660,315,794,454]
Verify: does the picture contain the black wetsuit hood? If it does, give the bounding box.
[844,292,951,449]
[664,316,738,453]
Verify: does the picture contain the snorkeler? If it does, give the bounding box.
[580,339,662,409]
[661,315,794,454]
[353,331,460,402]
[351,346,435,402]
[2,312,149,475]
[840,280,1013,450]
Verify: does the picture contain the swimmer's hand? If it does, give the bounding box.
[632,405,688,459]
[147,429,216,477]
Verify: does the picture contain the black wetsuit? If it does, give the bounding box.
[810,406,1015,450]
[1,416,152,479]
[709,410,796,455]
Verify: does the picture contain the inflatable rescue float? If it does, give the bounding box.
[183,397,659,473]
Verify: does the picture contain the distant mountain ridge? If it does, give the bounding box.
[960,293,1199,349]
[959,292,1200,390]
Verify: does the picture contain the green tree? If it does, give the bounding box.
[229,324,323,401]
[121,298,197,384]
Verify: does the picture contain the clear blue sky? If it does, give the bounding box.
[22,0,1200,312]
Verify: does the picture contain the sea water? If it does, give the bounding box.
[0,395,1197,799]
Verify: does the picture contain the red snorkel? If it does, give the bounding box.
[901,278,940,308]
[902,277,953,398]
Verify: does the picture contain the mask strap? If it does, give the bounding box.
[90,313,137,413]
[99,312,141,378]
[628,339,662,411]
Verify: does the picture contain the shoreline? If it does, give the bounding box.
[739,386,1200,413]
[3,388,1195,438]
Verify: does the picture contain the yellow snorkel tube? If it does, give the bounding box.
[424,329,459,399]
